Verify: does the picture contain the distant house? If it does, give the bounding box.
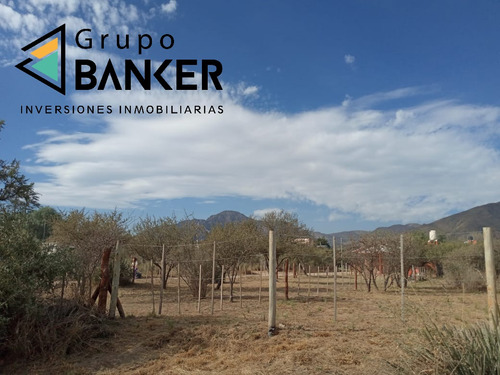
[293,237,313,246]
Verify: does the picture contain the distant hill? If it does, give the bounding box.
[374,202,500,239]
[420,202,500,239]
[179,210,249,231]
[204,210,249,230]
[373,223,422,234]
[315,202,500,243]
[182,202,500,242]
[313,230,368,246]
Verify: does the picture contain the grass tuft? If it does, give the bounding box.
[399,321,500,375]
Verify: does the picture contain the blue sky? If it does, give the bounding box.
[1,0,500,233]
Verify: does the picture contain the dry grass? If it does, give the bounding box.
[2,271,490,374]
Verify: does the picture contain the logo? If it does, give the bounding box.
[16,25,66,95]
[16,25,223,104]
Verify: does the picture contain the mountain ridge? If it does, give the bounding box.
[187,202,500,241]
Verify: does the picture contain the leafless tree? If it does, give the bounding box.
[50,209,128,305]
[206,219,263,302]
[130,215,181,288]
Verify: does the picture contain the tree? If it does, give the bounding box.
[258,210,313,300]
[344,233,384,292]
[344,231,428,292]
[315,237,331,248]
[130,215,182,288]
[0,120,91,356]
[176,218,210,298]
[50,209,129,306]
[0,120,39,210]
[258,209,312,268]
[206,219,263,302]
[28,206,62,240]
[0,210,75,353]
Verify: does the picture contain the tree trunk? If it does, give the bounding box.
[97,247,113,314]
[163,266,172,289]
[285,258,289,300]
[229,280,234,302]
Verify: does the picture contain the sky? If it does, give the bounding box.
[1,0,500,233]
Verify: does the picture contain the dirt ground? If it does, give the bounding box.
[4,271,490,374]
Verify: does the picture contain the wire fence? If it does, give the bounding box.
[53,227,496,334]
[105,230,497,325]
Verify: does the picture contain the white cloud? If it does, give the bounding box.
[161,0,177,14]
[242,85,259,96]
[0,4,23,31]
[25,0,80,15]
[344,54,355,65]
[0,0,147,66]
[253,208,284,219]
[328,211,349,222]
[24,87,500,225]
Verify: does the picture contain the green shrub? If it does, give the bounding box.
[442,243,485,292]
[0,210,78,358]
[6,301,107,358]
[402,321,500,374]
[118,258,134,286]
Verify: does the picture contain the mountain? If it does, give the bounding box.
[374,223,423,234]
[183,202,500,242]
[313,230,368,244]
[178,210,249,232]
[204,210,249,230]
[351,202,500,239]
[420,202,500,237]
[315,202,500,243]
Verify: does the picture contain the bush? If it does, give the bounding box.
[118,258,134,286]
[401,321,500,374]
[0,210,79,358]
[442,243,485,292]
[5,301,107,359]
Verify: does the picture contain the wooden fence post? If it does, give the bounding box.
[211,241,216,315]
[317,266,320,296]
[239,266,243,308]
[220,265,224,310]
[308,265,311,300]
[285,258,289,300]
[326,266,329,292]
[333,236,337,322]
[197,264,202,313]
[297,263,301,295]
[400,234,405,323]
[97,247,113,314]
[177,262,181,315]
[159,244,165,315]
[151,259,155,315]
[354,269,358,290]
[258,263,262,304]
[109,241,121,318]
[268,230,276,336]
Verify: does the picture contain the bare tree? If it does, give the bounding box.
[130,215,180,288]
[206,219,263,302]
[176,218,210,298]
[344,232,427,292]
[344,233,385,292]
[50,209,128,306]
[258,210,312,269]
